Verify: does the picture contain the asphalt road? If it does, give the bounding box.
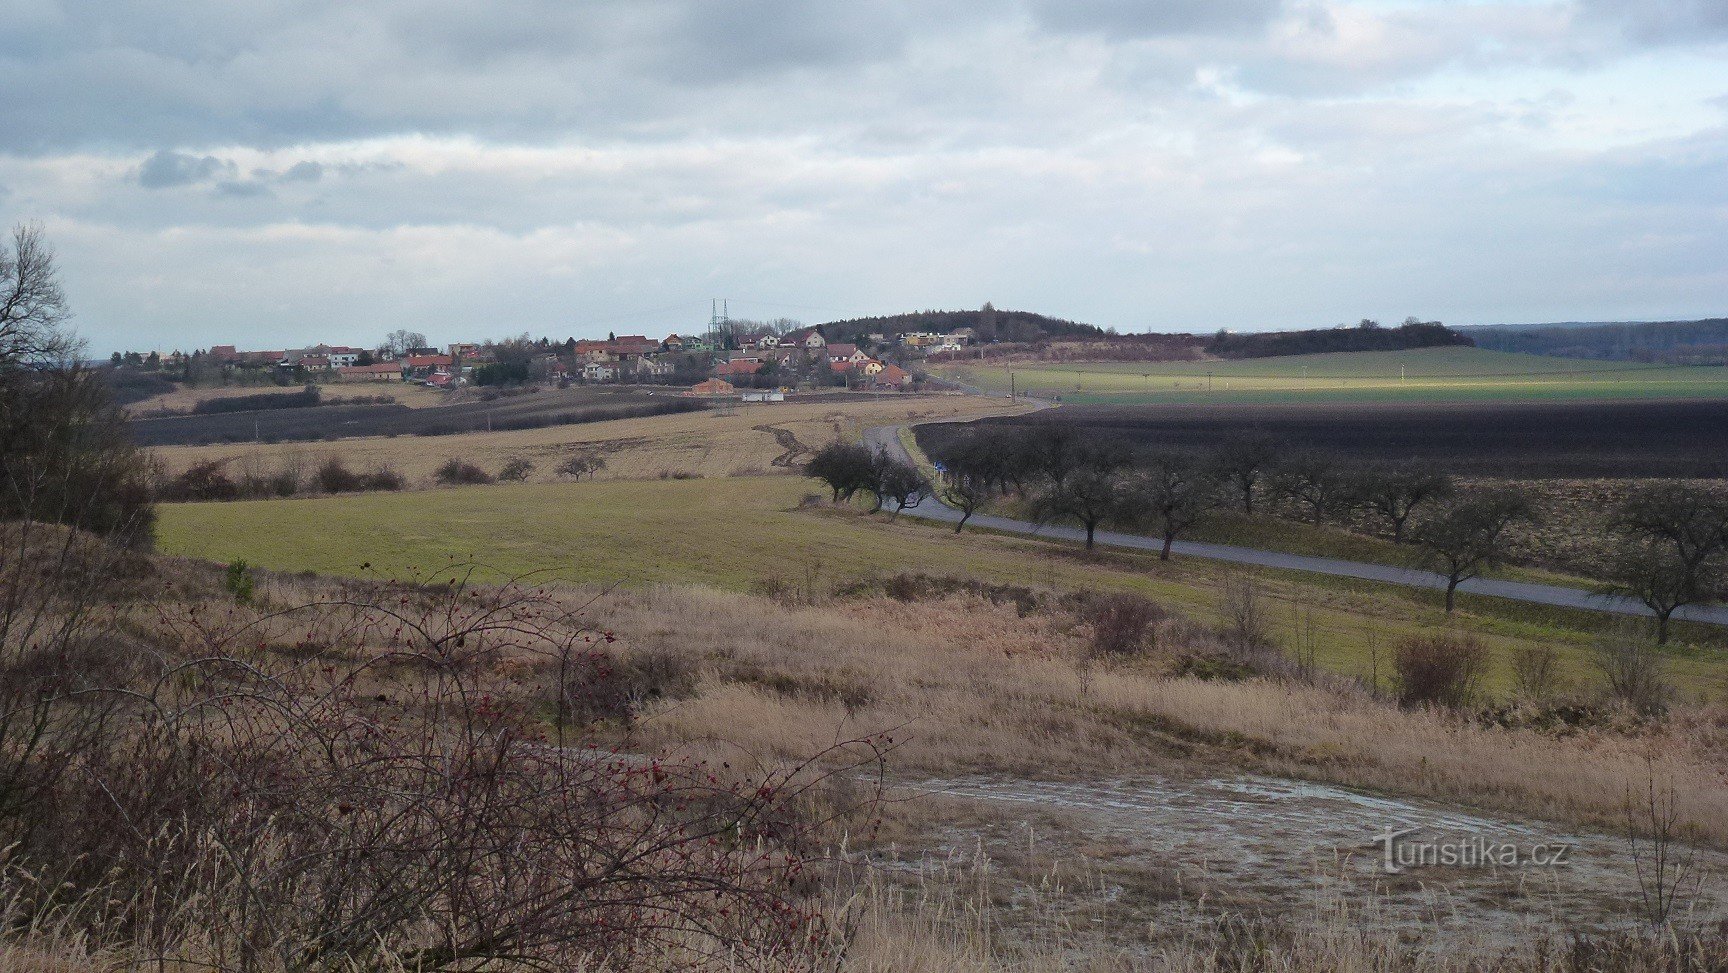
[863,424,1728,627]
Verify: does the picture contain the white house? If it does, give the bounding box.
[582,361,617,383]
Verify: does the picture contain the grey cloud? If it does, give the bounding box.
[136,150,237,188]
[1580,0,1728,43]
[1029,0,1283,38]
[280,160,324,182]
[215,180,272,198]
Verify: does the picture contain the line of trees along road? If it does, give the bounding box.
[823,425,1728,645]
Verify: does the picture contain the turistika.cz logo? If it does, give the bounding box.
[1377,827,1573,874]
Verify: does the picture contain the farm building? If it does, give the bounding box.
[685,379,737,396]
[337,363,403,382]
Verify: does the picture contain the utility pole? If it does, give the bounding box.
[1207,371,1213,393]
[1009,371,1016,401]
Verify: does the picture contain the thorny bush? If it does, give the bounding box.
[0,538,885,972]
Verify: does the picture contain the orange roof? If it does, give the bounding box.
[338,363,401,375]
[686,379,736,396]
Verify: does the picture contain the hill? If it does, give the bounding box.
[1464,317,1728,363]
[1206,319,1471,358]
[817,305,1106,344]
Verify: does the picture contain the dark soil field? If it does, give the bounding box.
[941,398,1728,478]
[127,388,707,446]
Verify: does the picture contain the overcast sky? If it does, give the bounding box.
[2,0,1725,354]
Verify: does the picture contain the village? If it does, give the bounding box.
[114,322,979,399]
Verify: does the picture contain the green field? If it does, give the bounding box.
[155,477,1728,695]
[938,348,1728,404]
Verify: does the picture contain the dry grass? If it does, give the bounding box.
[570,584,1728,847]
[11,537,1728,968]
[147,393,1020,483]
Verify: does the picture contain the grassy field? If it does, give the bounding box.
[938,347,1728,404]
[128,380,449,414]
[156,474,1728,696]
[147,393,1018,483]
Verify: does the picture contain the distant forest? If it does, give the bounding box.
[818,305,1107,344]
[1465,318,1728,364]
[1205,319,1472,359]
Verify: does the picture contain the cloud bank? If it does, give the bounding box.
[0,0,1724,352]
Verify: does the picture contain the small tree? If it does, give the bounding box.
[1613,483,1728,575]
[1411,490,1536,612]
[864,450,927,517]
[1119,453,1219,560]
[1271,452,1352,525]
[804,442,874,502]
[558,451,607,480]
[498,457,535,482]
[1027,466,1124,551]
[1354,463,1454,544]
[1606,484,1728,644]
[936,470,992,532]
[1211,432,1277,516]
[1603,540,1716,646]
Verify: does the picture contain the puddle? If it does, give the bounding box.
[896,773,1728,938]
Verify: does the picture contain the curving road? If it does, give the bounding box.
[864,424,1728,627]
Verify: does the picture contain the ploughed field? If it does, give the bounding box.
[126,386,706,446]
[958,398,1728,478]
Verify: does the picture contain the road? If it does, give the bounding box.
[864,424,1728,627]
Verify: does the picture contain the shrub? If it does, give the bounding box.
[1392,634,1488,710]
[1086,593,1164,657]
[315,456,367,493]
[498,457,535,482]
[1220,575,1271,650]
[223,560,254,604]
[167,459,238,501]
[363,464,406,491]
[435,457,494,485]
[0,570,872,971]
[1592,630,1672,717]
[1510,644,1561,703]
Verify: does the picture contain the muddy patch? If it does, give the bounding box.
[892,773,1726,941]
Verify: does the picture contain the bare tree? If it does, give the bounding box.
[1606,484,1728,644]
[0,223,75,369]
[1410,490,1536,612]
[383,328,430,357]
[936,470,992,532]
[1603,540,1717,646]
[1028,466,1124,551]
[1119,453,1220,560]
[871,451,930,518]
[1353,463,1453,544]
[1613,483,1728,575]
[1270,452,1352,525]
[1211,432,1277,516]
